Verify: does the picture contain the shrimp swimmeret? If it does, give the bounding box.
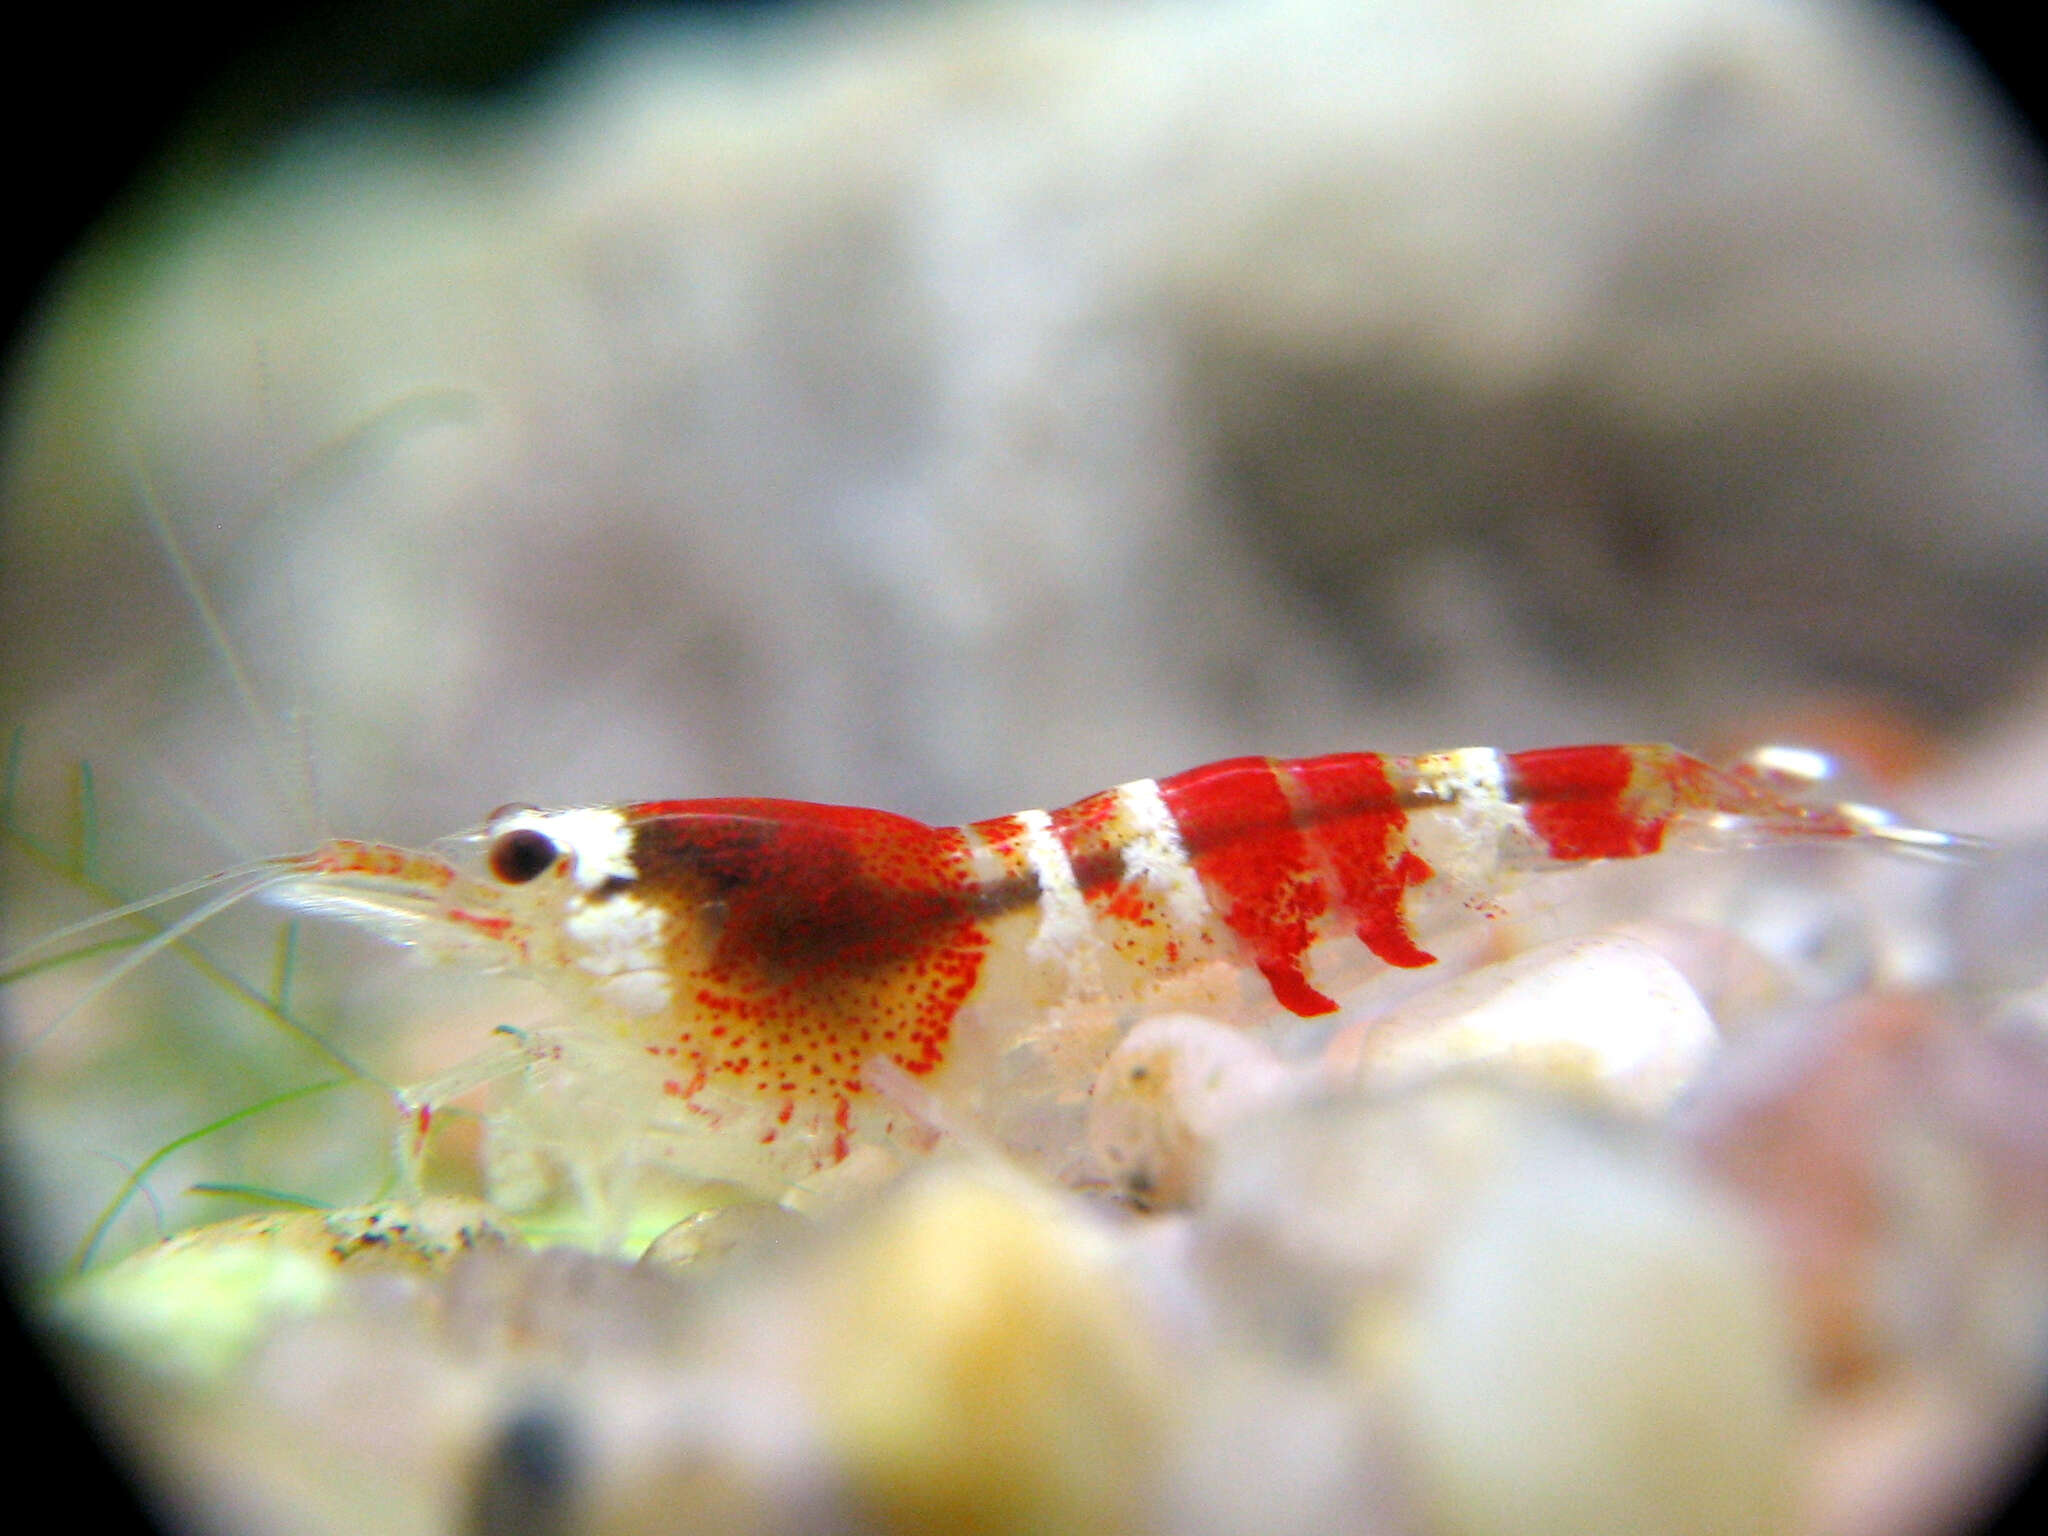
[5,741,1969,1203]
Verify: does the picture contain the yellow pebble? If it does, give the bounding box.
[813,1166,1167,1536]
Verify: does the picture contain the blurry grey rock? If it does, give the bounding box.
[1196,1081,1801,1534]
[4,0,2046,861]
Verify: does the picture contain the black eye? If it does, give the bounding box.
[489,827,560,884]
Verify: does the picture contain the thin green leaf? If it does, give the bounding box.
[1,802,384,1089]
[0,932,147,988]
[72,1077,352,1272]
[186,1182,332,1213]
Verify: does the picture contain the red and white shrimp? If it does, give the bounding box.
[17,741,1959,1198]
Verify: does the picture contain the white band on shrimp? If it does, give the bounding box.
[1114,776,1212,933]
[564,891,673,1015]
[1412,747,1510,806]
[1018,807,1095,972]
[1411,747,1538,873]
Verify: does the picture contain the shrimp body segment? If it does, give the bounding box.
[247,743,1920,1175]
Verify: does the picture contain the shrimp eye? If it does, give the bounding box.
[489,827,560,884]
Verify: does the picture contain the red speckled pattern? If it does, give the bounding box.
[1506,745,1668,861]
[1043,788,1188,963]
[625,799,986,1164]
[1046,788,1124,888]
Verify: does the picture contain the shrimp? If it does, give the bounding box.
[11,742,1962,1202]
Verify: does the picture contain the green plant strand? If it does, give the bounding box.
[71,1078,351,1272]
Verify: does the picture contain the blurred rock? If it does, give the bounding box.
[55,1198,517,1383]
[1088,1011,1298,1209]
[1399,1108,1801,1536]
[5,0,2047,855]
[1326,931,1720,1115]
[1676,994,2048,1535]
[811,1161,1170,1536]
[1679,996,2048,1397]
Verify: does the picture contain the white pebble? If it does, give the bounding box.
[1401,1120,1800,1536]
[1328,933,1718,1115]
[1088,1013,1298,1208]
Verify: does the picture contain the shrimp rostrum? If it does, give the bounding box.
[12,743,1967,1195]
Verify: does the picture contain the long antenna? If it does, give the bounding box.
[124,442,324,845]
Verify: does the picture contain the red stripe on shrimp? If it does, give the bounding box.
[1505,745,1668,860]
[1156,756,1338,1016]
[1282,753,1437,968]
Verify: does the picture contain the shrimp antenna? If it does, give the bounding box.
[124,443,327,847]
[16,865,292,1049]
[0,859,280,978]
[0,847,385,1087]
